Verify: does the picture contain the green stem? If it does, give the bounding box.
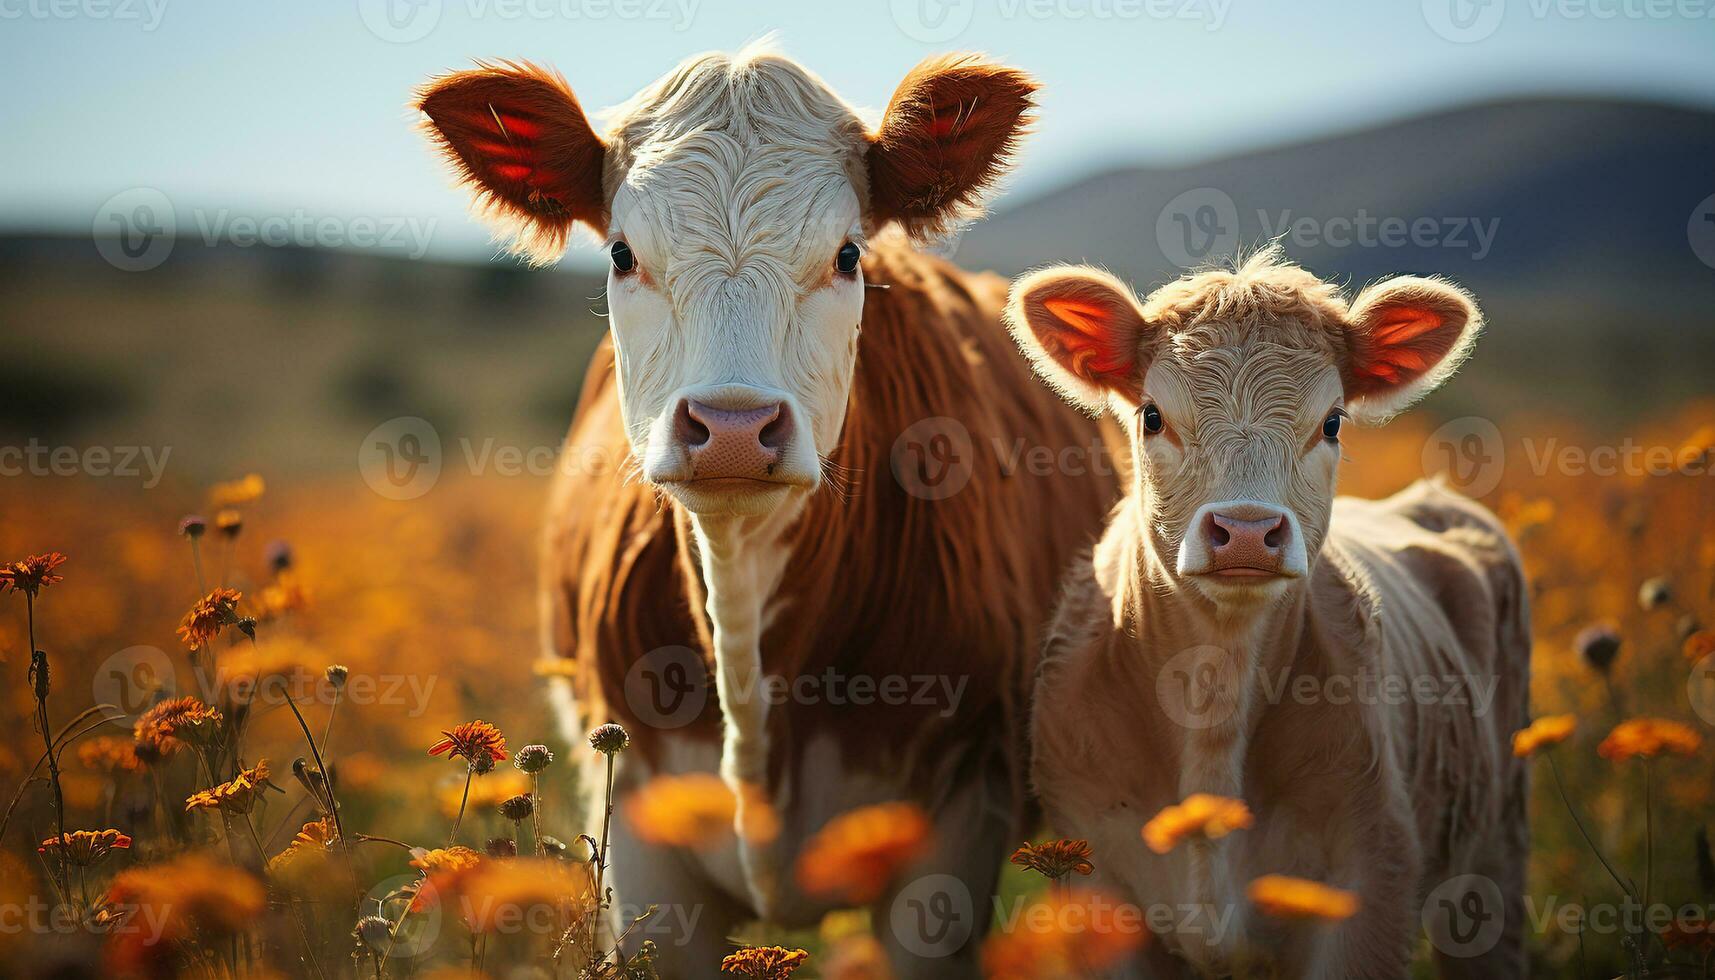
[1547,751,1638,900]
[449,768,473,845]
[595,752,616,908]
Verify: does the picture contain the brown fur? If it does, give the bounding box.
[867,55,1038,243]
[542,238,1119,791]
[417,60,607,265]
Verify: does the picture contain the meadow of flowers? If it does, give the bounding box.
[0,404,1712,979]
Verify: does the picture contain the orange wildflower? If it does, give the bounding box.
[38,829,131,866]
[625,773,779,849]
[77,736,143,774]
[1512,715,1577,757]
[185,759,273,814]
[411,846,484,876]
[795,802,931,905]
[0,552,67,597]
[1247,875,1359,920]
[103,854,264,974]
[721,946,809,979]
[428,720,508,766]
[432,858,597,934]
[1661,917,1715,953]
[1685,630,1715,662]
[1598,718,1703,761]
[1010,839,1095,880]
[177,587,243,650]
[133,697,224,755]
[1142,794,1254,854]
[982,888,1147,979]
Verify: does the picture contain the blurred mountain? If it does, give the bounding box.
[958,96,1715,415]
[2,96,1711,478]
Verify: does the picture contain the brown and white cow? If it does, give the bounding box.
[417,44,1116,977]
[1006,249,1530,978]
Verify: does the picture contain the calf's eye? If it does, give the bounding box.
[1141,403,1164,435]
[1323,411,1342,441]
[610,241,635,274]
[835,242,861,274]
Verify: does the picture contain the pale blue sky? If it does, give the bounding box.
[5,0,1714,262]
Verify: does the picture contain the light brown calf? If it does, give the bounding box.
[1008,249,1530,978]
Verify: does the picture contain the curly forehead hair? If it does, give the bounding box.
[1141,245,1354,358]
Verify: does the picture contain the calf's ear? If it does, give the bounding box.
[1006,265,1155,413]
[867,54,1037,242]
[417,61,606,266]
[1342,276,1482,423]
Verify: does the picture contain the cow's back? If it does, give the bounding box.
[1319,478,1531,877]
[541,239,1121,789]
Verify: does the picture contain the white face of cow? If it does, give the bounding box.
[419,48,1038,517]
[1008,249,1483,615]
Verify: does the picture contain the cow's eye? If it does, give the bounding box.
[835,241,861,275]
[610,241,635,274]
[1141,403,1164,435]
[1323,410,1342,442]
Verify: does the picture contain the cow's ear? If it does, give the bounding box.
[418,61,606,266]
[1342,276,1482,423]
[867,54,1037,242]
[1006,265,1156,413]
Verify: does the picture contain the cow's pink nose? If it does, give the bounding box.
[1205,511,1288,574]
[675,399,793,481]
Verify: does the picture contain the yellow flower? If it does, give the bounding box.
[1512,715,1577,757]
[410,846,484,876]
[1598,718,1702,761]
[1247,874,1359,920]
[1142,794,1254,854]
[1010,839,1095,880]
[185,760,273,814]
[795,802,931,905]
[625,773,779,850]
[37,829,131,867]
[208,473,266,508]
[721,946,810,979]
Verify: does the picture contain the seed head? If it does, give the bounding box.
[179,515,208,539]
[588,723,630,756]
[498,794,534,822]
[514,744,554,774]
[325,664,349,690]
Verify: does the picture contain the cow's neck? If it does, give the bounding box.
[685,500,804,914]
[1121,492,1311,924]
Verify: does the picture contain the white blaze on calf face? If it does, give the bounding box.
[600,56,870,515]
[417,44,1040,519]
[1006,248,1482,612]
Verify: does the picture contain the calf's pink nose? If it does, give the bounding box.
[675,399,792,480]
[1206,511,1288,573]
